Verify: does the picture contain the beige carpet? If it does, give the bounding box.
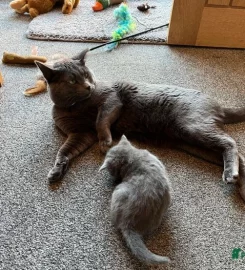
[26,0,172,44]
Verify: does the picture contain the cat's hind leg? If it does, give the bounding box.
[238,154,245,201]
[220,135,239,183]
[48,132,97,183]
[180,126,239,184]
[175,140,245,201]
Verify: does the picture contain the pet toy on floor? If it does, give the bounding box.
[2,49,47,96]
[92,0,124,11]
[137,3,156,12]
[106,2,136,51]
[2,51,47,65]
[10,0,80,18]
[0,71,3,87]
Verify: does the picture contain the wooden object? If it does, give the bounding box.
[168,0,245,49]
[232,0,245,7]
[167,0,206,46]
[207,0,230,5]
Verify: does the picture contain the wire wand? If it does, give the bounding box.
[89,23,169,51]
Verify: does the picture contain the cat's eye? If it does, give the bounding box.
[68,79,76,85]
[84,73,88,78]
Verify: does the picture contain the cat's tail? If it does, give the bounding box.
[122,229,170,265]
[222,107,245,124]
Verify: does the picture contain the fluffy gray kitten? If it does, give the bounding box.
[100,135,172,265]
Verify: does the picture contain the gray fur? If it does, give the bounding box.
[100,135,171,264]
[35,49,245,201]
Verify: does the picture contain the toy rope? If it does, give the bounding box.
[89,23,169,51]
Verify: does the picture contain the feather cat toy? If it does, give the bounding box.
[107,3,136,51]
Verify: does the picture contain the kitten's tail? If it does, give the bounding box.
[122,229,170,265]
[223,107,245,124]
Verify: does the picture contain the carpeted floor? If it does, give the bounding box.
[1,1,245,270]
[26,0,171,44]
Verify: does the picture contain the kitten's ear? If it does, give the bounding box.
[72,48,89,65]
[119,135,132,147]
[35,61,55,83]
[121,135,128,141]
[120,135,129,143]
[99,160,108,171]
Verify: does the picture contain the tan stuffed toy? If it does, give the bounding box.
[2,51,48,95]
[9,0,80,18]
[0,71,3,87]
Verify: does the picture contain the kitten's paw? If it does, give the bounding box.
[99,139,112,154]
[222,171,238,184]
[48,156,69,183]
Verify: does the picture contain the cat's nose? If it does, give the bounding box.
[86,85,91,90]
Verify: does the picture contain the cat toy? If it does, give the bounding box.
[137,3,156,12]
[89,23,169,51]
[106,2,136,51]
[2,51,47,65]
[89,2,168,51]
[0,71,3,87]
[92,0,124,11]
[2,46,47,95]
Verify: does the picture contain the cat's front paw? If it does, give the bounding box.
[222,171,238,184]
[99,139,112,154]
[48,156,69,183]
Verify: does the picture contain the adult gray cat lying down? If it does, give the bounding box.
[34,49,245,201]
[99,135,171,265]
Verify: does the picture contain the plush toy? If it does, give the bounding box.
[24,80,47,96]
[9,0,80,18]
[2,51,47,64]
[92,0,124,11]
[2,50,47,95]
[0,71,3,87]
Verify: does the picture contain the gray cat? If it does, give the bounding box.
[34,49,245,201]
[99,135,171,264]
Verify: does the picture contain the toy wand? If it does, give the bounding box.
[89,23,169,51]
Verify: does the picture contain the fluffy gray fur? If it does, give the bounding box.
[100,135,171,264]
[34,49,245,201]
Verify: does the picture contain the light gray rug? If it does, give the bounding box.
[26,0,172,44]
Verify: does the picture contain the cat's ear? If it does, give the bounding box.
[120,135,129,143]
[99,160,108,171]
[72,48,89,65]
[35,61,56,83]
[119,135,132,147]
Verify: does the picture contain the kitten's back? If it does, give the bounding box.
[101,135,172,264]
